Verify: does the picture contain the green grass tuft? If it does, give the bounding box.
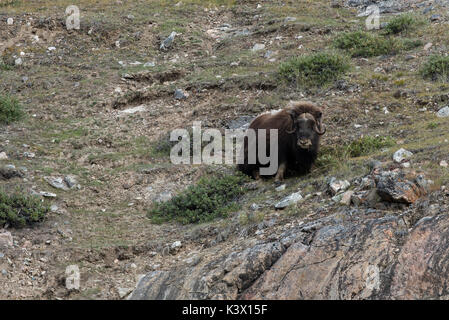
[333,31,403,57]
[383,13,422,35]
[0,95,24,125]
[279,52,350,88]
[420,55,449,82]
[0,190,49,228]
[148,173,248,224]
[316,136,395,171]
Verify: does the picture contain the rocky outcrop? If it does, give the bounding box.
[130,209,449,300]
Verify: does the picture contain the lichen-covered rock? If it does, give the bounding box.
[131,211,449,300]
[375,170,426,204]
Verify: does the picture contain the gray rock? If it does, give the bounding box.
[118,287,133,299]
[39,191,57,198]
[275,184,286,192]
[393,148,413,163]
[423,7,432,14]
[430,14,441,21]
[44,177,69,191]
[251,43,265,52]
[437,106,449,118]
[329,179,351,195]
[174,89,188,100]
[275,192,303,209]
[130,214,449,300]
[0,152,7,160]
[375,170,426,204]
[155,191,172,203]
[160,31,177,51]
[0,231,13,248]
[0,165,24,180]
[64,175,78,189]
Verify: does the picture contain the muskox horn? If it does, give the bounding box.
[286,110,297,134]
[313,122,326,135]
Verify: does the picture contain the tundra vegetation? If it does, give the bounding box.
[148,173,248,224]
[0,190,48,227]
[0,0,448,299]
[0,95,24,124]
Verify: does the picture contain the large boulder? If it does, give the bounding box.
[130,210,449,300]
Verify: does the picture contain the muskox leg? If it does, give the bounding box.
[252,169,261,180]
[274,162,287,182]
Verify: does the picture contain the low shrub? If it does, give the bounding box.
[420,55,449,82]
[0,95,24,125]
[0,191,48,228]
[148,173,248,224]
[279,52,350,88]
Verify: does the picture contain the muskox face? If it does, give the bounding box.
[288,112,326,150]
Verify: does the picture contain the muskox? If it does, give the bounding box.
[237,101,326,181]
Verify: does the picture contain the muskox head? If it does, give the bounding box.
[286,105,326,150]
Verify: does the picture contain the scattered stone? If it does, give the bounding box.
[274,192,303,209]
[50,204,59,212]
[170,241,182,254]
[264,50,276,59]
[423,42,432,51]
[375,170,426,204]
[436,106,449,118]
[64,175,78,189]
[160,31,177,51]
[1,269,7,276]
[275,184,286,192]
[430,14,441,21]
[393,148,413,163]
[250,203,259,211]
[440,160,448,168]
[155,191,172,203]
[15,58,23,66]
[340,191,354,206]
[374,67,384,73]
[7,18,13,25]
[251,43,265,52]
[0,165,24,180]
[45,177,69,191]
[23,152,35,158]
[332,193,343,203]
[171,241,182,250]
[284,17,297,23]
[0,231,13,248]
[118,287,133,299]
[174,89,188,100]
[423,7,432,14]
[119,105,147,115]
[329,178,350,195]
[144,61,155,67]
[0,152,8,160]
[405,55,415,61]
[39,191,57,198]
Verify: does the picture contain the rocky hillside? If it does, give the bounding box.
[0,0,448,299]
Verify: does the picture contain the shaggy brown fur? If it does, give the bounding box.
[238,101,326,181]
